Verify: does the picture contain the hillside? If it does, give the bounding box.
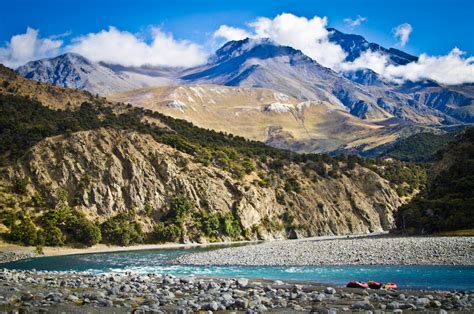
[16,33,474,126]
[395,127,474,233]
[0,64,95,109]
[109,85,418,154]
[381,132,457,162]
[0,77,427,247]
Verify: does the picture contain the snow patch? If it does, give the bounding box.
[264,102,294,113]
[166,100,187,112]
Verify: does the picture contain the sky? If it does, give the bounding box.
[0,0,473,84]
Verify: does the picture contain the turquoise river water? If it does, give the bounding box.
[1,245,473,291]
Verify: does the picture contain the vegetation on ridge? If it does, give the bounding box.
[395,127,474,234]
[0,93,427,247]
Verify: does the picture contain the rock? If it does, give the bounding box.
[21,293,34,302]
[387,301,400,310]
[237,278,249,288]
[234,298,248,308]
[204,301,219,311]
[324,287,336,295]
[352,301,374,310]
[66,295,80,303]
[416,297,430,307]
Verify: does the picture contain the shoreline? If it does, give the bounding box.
[0,232,387,264]
[176,235,474,267]
[1,268,472,312]
[0,239,260,263]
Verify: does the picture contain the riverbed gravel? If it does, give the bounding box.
[175,236,474,266]
[0,269,472,313]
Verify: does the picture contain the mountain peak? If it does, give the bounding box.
[212,37,282,63]
[327,27,417,65]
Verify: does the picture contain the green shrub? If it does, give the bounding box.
[12,176,29,194]
[9,215,37,245]
[153,222,181,242]
[100,213,143,246]
[284,177,301,193]
[222,213,242,239]
[66,213,101,246]
[43,223,65,246]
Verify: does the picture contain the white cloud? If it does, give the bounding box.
[68,26,207,67]
[341,50,389,74]
[1,16,473,85]
[344,15,367,27]
[0,27,63,68]
[213,25,251,41]
[393,23,412,47]
[240,13,348,69]
[342,48,474,85]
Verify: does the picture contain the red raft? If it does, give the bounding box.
[368,280,382,289]
[346,281,369,288]
[382,282,398,290]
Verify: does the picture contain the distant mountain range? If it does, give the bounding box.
[14,28,474,154]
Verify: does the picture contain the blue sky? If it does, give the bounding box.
[0,0,473,84]
[1,0,473,56]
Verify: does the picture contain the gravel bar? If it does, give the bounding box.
[0,269,473,312]
[175,236,474,266]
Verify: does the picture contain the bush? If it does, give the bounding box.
[222,213,242,239]
[42,223,65,246]
[9,215,37,245]
[12,176,29,194]
[101,213,143,246]
[284,177,301,193]
[153,222,181,242]
[66,213,101,246]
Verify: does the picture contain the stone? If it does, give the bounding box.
[324,287,336,295]
[416,297,430,307]
[352,301,374,310]
[237,278,249,288]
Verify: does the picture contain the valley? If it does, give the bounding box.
[0,5,473,313]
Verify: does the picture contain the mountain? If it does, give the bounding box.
[0,64,95,109]
[181,38,393,120]
[110,84,438,154]
[395,127,474,233]
[13,30,474,150]
[16,53,178,95]
[327,28,418,65]
[0,72,428,247]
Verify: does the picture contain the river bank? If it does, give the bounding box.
[176,236,474,266]
[0,233,387,264]
[0,268,472,313]
[0,239,260,264]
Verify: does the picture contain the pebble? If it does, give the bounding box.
[0,268,471,312]
[175,236,474,266]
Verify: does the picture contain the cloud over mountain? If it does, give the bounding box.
[0,27,63,68]
[67,27,207,67]
[343,48,474,85]
[1,14,473,85]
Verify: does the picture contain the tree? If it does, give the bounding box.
[9,215,37,245]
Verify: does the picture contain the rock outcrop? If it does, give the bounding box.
[9,128,402,239]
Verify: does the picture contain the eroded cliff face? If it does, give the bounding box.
[8,128,401,240]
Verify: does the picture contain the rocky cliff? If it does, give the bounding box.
[8,128,402,240]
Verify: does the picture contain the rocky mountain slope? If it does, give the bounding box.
[327,28,418,65]
[15,29,474,125]
[17,53,178,95]
[8,127,401,238]
[0,64,94,109]
[0,75,427,246]
[110,84,435,154]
